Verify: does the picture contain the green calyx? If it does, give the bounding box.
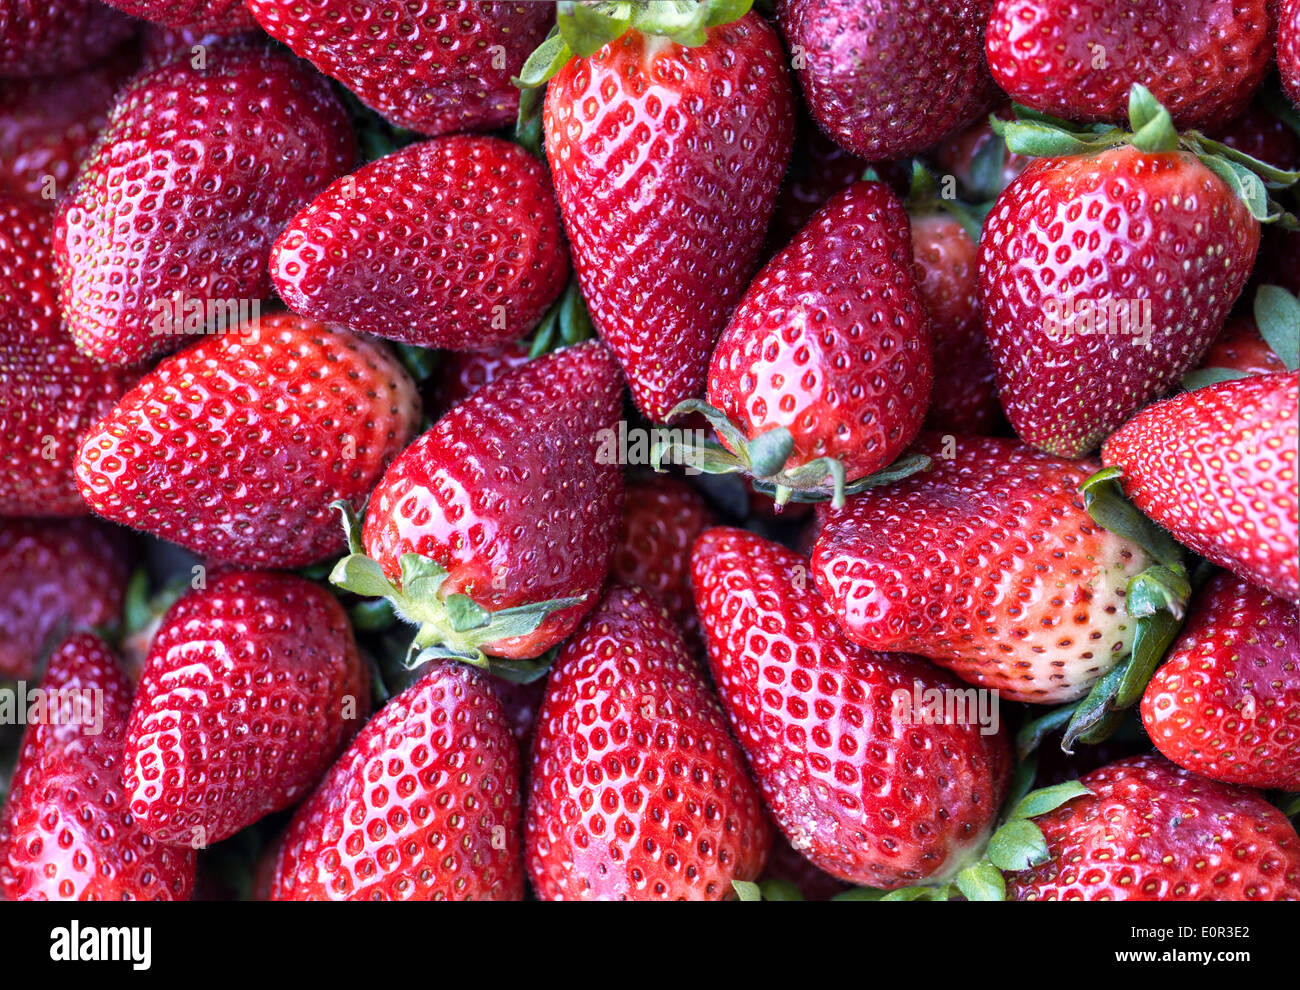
[327,501,578,681]
[732,878,805,902]
[652,399,930,509]
[993,84,1300,225]
[528,279,595,359]
[1183,284,1300,391]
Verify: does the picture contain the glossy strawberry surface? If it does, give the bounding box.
[0,0,135,78]
[103,0,256,30]
[1196,313,1287,377]
[1282,0,1300,107]
[425,340,532,419]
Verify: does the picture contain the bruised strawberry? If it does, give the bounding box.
[0,0,135,78]
[102,0,256,31]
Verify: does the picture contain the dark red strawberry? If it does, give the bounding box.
[54,44,356,367]
[139,25,264,68]
[490,677,545,754]
[272,136,568,352]
[0,190,59,342]
[986,0,1272,132]
[927,106,1031,202]
[540,9,794,420]
[1141,572,1299,790]
[526,585,770,900]
[1218,102,1300,171]
[272,662,524,901]
[0,634,196,900]
[0,0,135,78]
[1102,371,1299,601]
[425,340,532,418]
[75,313,420,569]
[103,0,256,31]
[0,519,132,679]
[768,120,869,249]
[1283,0,1300,107]
[1006,754,1300,900]
[693,528,1010,889]
[777,0,999,161]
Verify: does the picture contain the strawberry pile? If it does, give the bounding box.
[0,0,1296,903]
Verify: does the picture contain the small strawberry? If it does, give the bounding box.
[271,662,524,900]
[75,313,420,569]
[425,339,533,418]
[271,136,568,352]
[526,585,771,900]
[1283,0,1300,107]
[0,0,135,78]
[102,0,256,31]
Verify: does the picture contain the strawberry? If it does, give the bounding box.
[0,190,59,342]
[767,120,868,250]
[271,136,569,352]
[139,25,263,68]
[536,6,794,420]
[986,0,1272,132]
[758,834,851,901]
[927,106,1031,202]
[1194,313,1288,379]
[1141,572,1299,790]
[777,0,999,161]
[525,585,770,900]
[54,44,356,367]
[75,313,420,569]
[692,528,1011,889]
[122,571,369,848]
[0,634,196,900]
[102,0,256,31]
[246,0,550,137]
[1006,754,1300,900]
[1218,102,1300,172]
[1101,371,1300,601]
[1283,0,1300,107]
[0,519,132,679]
[425,339,532,418]
[271,662,524,900]
[490,677,545,753]
[0,0,135,78]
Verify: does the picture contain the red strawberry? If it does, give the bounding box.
[246,0,550,137]
[1195,313,1288,378]
[927,106,1031,202]
[777,0,999,161]
[490,677,545,754]
[272,662,524,901]
[0,634,196,900]
[1006,754,1300,900]
[271,136,568,352]
[0,518,132,679]
[542,10,794,420]
[1141,572,1299,790]
[692,528,1011,889]
[425,339,532,418]
[75,313,420,569]
[1218,102,1300,172]
[767,120,868,249]
[812,434,1153,703]
[1102,371,1299,601]
[0,190,59,342]
[139,25,264,68]
[525,585,771,900]
[1282,0,1300,107]
[103,0,256,31]
[986,0,1272,132]
[0,0,135,78]
[54,44,356,367]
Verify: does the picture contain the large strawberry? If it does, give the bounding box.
[0,634,196,900]
[272,662,523,900]
[987,0,1272,132]
[75,313,420,569]
[122,572,369,848]
[102,0,256,31]
[526,585,770,900]
[1283,0,1300,107]
[54,43,356,367]
[533,3,794,420]
[693,528,1010,889]
[0,0,135,78]
[1102,371,1299,601]
[777,0,998,161]
[271,136,568,352]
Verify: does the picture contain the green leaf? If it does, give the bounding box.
[330,554,396,600]
[701,0,753,28]
[1254,285,1300,371]
[332,499,367,556]
[392,343,438,383]
[1015,703,1079,760]
[1062,662,1127,752]
[1124,565,1191,621]
[968,127,1009,200]
[1114,607,1184,708]
[444,593,491,632]
[468,596,586,646]
[398,553,450,602]
[349,597,396,633]
[484,654,555,685]
[1127,85,1178,153]
[1080,468,1184,567]
[987,821,1049,873]
[557,0,632,58]
[1009,781,1091,821]
[122,568,153,635]
[1200,156,1275,222]
[515,28,570,89]
[557,280,595,345]
[1002,752,1039,815]
[732,880,762,902]
[745,427,796,478]
[955,862,1007,901]
[831,887,889,901]
[759,878,805,901]
[1183,367,1250,391]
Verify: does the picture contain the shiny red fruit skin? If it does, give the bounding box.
[979,147,1259,458]
[246,0,550,136]
[272,663,524,901]
[708,181,931,480]
[526,586,771,900]
[1283,0,1300,106]
[1102,371,1299,602]
[53,45,356,367]
[123,572,369,847]
[767,120,869,250]
[425,339,533,419]
[362,341,625,659]
[0,191,59,342]
[692,528,1010,889]
[272,136,568,351]
[1007,755,1300,900]
[544,13,795,421]
[986,0,1271,132]
[103,0,256,31]
[0,634,196,901]
[1217,102,1300,172]
[778,0,999,161]
[0,0,135,78]
[1196,313,1287,377]
[76,314,420,569]
[1141,572,1299,790]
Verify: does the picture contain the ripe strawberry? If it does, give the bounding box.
[139,25,263,68]
[0,519,132,679]
[271,136,568,352]
[927,106,1031,202]
[246,0,550,137]
[1218,103,1300,172]
[986,0,1272,132]
[272,662,523,900]
[1282,0,1300,107]
[1141,572,1299,790]
[0,634,196,900]
[103,0,256,31]
[767,120,868,249]
[812,434,1154,703]
[75,313,420,569]
[1195,313,1287,378]
[0,0,135,78]
[1102,371,1299,601]
[1006,755,1300,900]
[777,0,998,161]
[693,528,1010,888]
[526,585,770,900]
[425,340,532,418]
[54,44,356,367]
[0,190,59,342]
[541,10,794,420]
